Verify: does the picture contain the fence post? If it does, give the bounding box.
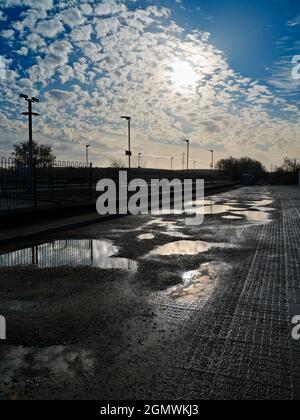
[89,163,93,200]
[33,159,37,208]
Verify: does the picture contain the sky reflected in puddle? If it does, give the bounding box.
[162,231,191,239]
[247,199,274,207]
[222,215,243,220]
[165,262,231,303]
[150,240,238,256]
[0,240,138,273]
[0,345,96,386]
[138,234,155,240]
[233,210,272,223]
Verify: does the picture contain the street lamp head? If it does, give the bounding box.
[20,94,28,100]
[32,97,39,103]
[121,116,131,120]
[86,145,90,148]
[183,139,190,143]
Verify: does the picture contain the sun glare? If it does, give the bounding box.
[171,60,198,92]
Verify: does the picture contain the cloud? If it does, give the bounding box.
[71,24,93,42]
[1,0,53,10]
[36,18,64,38]
[287,14,300,27]
[60,7,85,28]
[94,1,127,17]
[46,89,77,102]
[1,29,15,39]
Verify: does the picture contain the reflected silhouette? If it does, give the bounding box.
[0,240,138,273]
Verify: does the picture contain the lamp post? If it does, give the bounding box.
[171,157,174,171]
[138,153,142,169]
[86,145,90,165]
[121,116,132,169]
[20,94,39,172]
[183,139,190,171]
[209,150,214,170]
[194,161,196,170]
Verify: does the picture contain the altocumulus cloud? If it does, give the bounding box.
[0,0,299,167]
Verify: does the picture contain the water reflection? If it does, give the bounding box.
[150,240,238,256]
[222,215,243,220]
[0,240,138,273]
[233,210,272,223]
[138,234,155,240]
[166,262,231,303]
[0,345,96,386]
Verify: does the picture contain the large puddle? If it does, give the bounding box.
[150,240,238,256]
[151,198,275,223]
[0,240,138,273]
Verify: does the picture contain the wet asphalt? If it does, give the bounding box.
[0,185,299,400]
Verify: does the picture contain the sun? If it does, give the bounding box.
[171,60,198,92]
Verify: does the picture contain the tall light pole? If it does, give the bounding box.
[194,161,196,170]
[209,150,214,170]
[86,145,90,165]
[20,94,39,172]
[171,157,174,171]
[183,139,190,171]
[138,153,142,169]
[121,116,131,169]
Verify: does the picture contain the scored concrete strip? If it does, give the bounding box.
[282,196,300,399]
[145,187,296,399]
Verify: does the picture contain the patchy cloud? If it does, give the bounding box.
[0,0,299,168]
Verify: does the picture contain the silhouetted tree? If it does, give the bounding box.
[13,141,56,167]
[109,158,125,169]
[272,157,300,185]
[215,156,266,179]
[281,157,300,173]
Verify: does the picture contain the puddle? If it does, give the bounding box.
[204,204,232,215]
[222,215,243,220]
[0,300,34,311]
[145,218,185,232]
[0,345,96,386]
[162,232,191,239]
[247,199,274,207]
[165,262,231,303]
[149,241,238,256]
[138,234,155,240]
[233,211,272,223]
[250,207,276,212]
[0,240,138,273]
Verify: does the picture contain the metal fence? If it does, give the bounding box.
[0,157,93,212]
[0,157,235,213]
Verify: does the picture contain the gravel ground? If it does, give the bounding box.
[0,185,299,400]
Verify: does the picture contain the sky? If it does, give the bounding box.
[0,0,300,169]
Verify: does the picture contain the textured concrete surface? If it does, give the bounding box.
[0,186,299,400]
